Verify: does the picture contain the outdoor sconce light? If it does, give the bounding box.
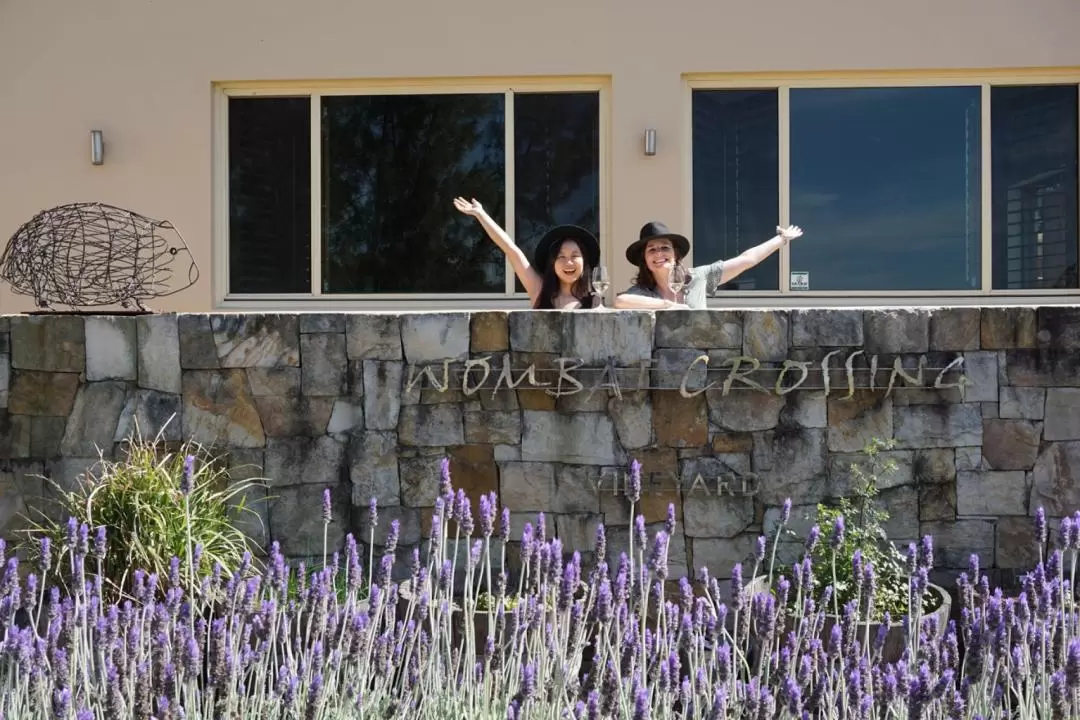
[90,130,104,165]
[644,128,657,156]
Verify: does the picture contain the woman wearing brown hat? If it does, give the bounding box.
[454,197,602,309]
[613,221,802,309]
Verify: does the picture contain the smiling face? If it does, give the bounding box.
[643,238,677,273]
[552,239,586,285]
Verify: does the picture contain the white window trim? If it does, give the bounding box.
[211,77,611,309]
[682,68,1080,306]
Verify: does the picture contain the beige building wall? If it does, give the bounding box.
[1,0,1078,313]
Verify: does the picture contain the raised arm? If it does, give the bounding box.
[453,197,543,300]
[718,225,803,285]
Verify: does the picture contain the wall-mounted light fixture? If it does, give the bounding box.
[644,128,657,156]
[90,130,104,165]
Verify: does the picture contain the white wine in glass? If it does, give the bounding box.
[669,265,688,297]
[591,266,610,307]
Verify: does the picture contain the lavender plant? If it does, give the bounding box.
[2,452,1080,719]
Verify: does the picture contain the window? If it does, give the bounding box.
[692,90,779,291]
[690,77,1080,296]
[991,85,1078,290]
[223,83,602,299]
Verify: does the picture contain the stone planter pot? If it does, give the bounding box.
[745,575,952,664]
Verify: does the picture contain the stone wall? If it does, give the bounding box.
[1,308,1078,582]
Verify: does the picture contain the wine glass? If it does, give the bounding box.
[591,266,610,308]
[669,265,688,299]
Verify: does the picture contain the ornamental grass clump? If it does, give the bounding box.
[16,422,266,602]
[4,453,1080,718]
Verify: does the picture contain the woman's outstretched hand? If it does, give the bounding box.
[454,197,484,217]
[777,225,803,242]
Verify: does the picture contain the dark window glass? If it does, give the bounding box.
[691,89,779,291]
[513,91,601,292]
[991,84,1079,290]
[228,96,311,294]
[320,93,505,294]
[788,86,982,291]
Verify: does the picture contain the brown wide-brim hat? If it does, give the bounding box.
[533,224,601,270]
[625,221,690,266]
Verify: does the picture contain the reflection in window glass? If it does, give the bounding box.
[691,89,779,290]
[991,85,1079,290]
[228,96,312,294]
[320,94,506,294]
[513,92,600,292]
[788,87,982,291]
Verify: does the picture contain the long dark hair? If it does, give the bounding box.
[534,238,599,309]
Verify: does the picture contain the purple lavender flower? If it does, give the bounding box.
[520,524,534,566]
[180,454,195,495]
[596,577,613,623]
[75,523,89,560]
[634,515,646,549]
[919,535,934,570]
[649,532,669,581]
[479,493,495,537]
[708,687,727,720]
[665,504,676,536]
[385,519,401,554]
[595,523,607,563]
[730,563,744,611]
[1050,671,1068,719]
[368,497,378,527]
[38,536,51,576]
[633,685,649,720]
[456,489,474,536]
[322,488,332,524]
[437,559,453,593]
[500,507,511,543]
[1061,517,1075,551]
[521,662,537,699]
[307,672,324,720]
[52,688,71,720]
[781,498,792,525]
[92,526,106,561]
[1034,505,1047,545]
[806,525,820,552]
[830,516,845,549]
[438,457,454,517]
[755,535,766,564]
[1067,638,1080,691]
[627,459,642,504]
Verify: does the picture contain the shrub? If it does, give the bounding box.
[798,437,930,621]
[18,422,267,601]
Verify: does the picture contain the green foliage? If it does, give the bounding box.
[802,438,927,621]
[19,422,267,601]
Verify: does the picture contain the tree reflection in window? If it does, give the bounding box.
[321,93,506,294]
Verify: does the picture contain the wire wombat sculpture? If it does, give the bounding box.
[0,202,199,312]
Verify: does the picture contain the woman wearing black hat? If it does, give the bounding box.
[454,197,602,309]
[613,221,802,309]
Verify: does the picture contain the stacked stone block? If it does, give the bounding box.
[1,307,1079,581]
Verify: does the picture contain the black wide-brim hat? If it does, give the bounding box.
[533,224,601,270]
[625,221,690,266]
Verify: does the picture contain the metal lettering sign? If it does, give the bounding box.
[404,351,969,400]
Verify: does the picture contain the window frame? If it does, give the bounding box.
[683,69,1080,306]
[212,77,611,309]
